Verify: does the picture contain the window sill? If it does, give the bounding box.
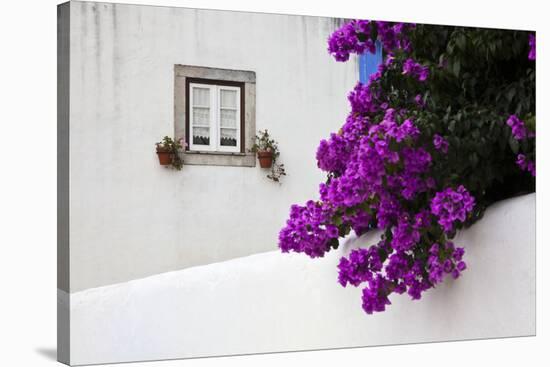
[185,150,247,157]
[181,151,256,167]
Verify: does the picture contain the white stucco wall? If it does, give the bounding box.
[68,194,535,366]
[67,1,357,291]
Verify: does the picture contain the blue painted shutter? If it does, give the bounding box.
[359,40,383,83]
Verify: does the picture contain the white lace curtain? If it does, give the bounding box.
[191,87,238,145]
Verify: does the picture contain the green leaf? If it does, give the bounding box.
[508,136,519,154]
[448,119,456,133]
[506,88,516,102]
[456,33,467,51]
[469,153,479,167]
[452,59,461,77]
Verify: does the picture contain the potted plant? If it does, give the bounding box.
[155,136,185,170]
[257,151,273,168]
[251,130,277,168]
[250,130,286,182]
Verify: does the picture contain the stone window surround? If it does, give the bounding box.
[174,65,256,167]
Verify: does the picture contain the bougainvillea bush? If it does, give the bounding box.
[279,21,536,314]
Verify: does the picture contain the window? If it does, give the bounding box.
[359,40,383,83]
[188,81,243,153]
[174,65,256,167]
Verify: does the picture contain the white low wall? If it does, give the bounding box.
[69,194,535,366]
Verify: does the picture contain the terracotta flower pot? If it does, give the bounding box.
[257,151,274,168]
[156,150,173,165]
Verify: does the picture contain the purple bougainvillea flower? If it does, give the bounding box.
[278,201,339,258]
[414,94,425,108]
[516,154,536,177]
[337,245,383,287]
[507,115,528,140]
[402,58,429,82]
[361,275,392,314]
[430,186,475,233]
[528,34,536,60]
[328,20,415,62]
[433,134,449,153]
[281,19,534,316]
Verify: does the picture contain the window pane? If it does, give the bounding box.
[220,128,237,147]
[192,127,210,146]
[192,107,210,126]
[193,87,210,107]
[220,89,237,108]
[220,109,237,128]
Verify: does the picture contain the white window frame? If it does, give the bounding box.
[189,83,241,153]
[217,85,241,153]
